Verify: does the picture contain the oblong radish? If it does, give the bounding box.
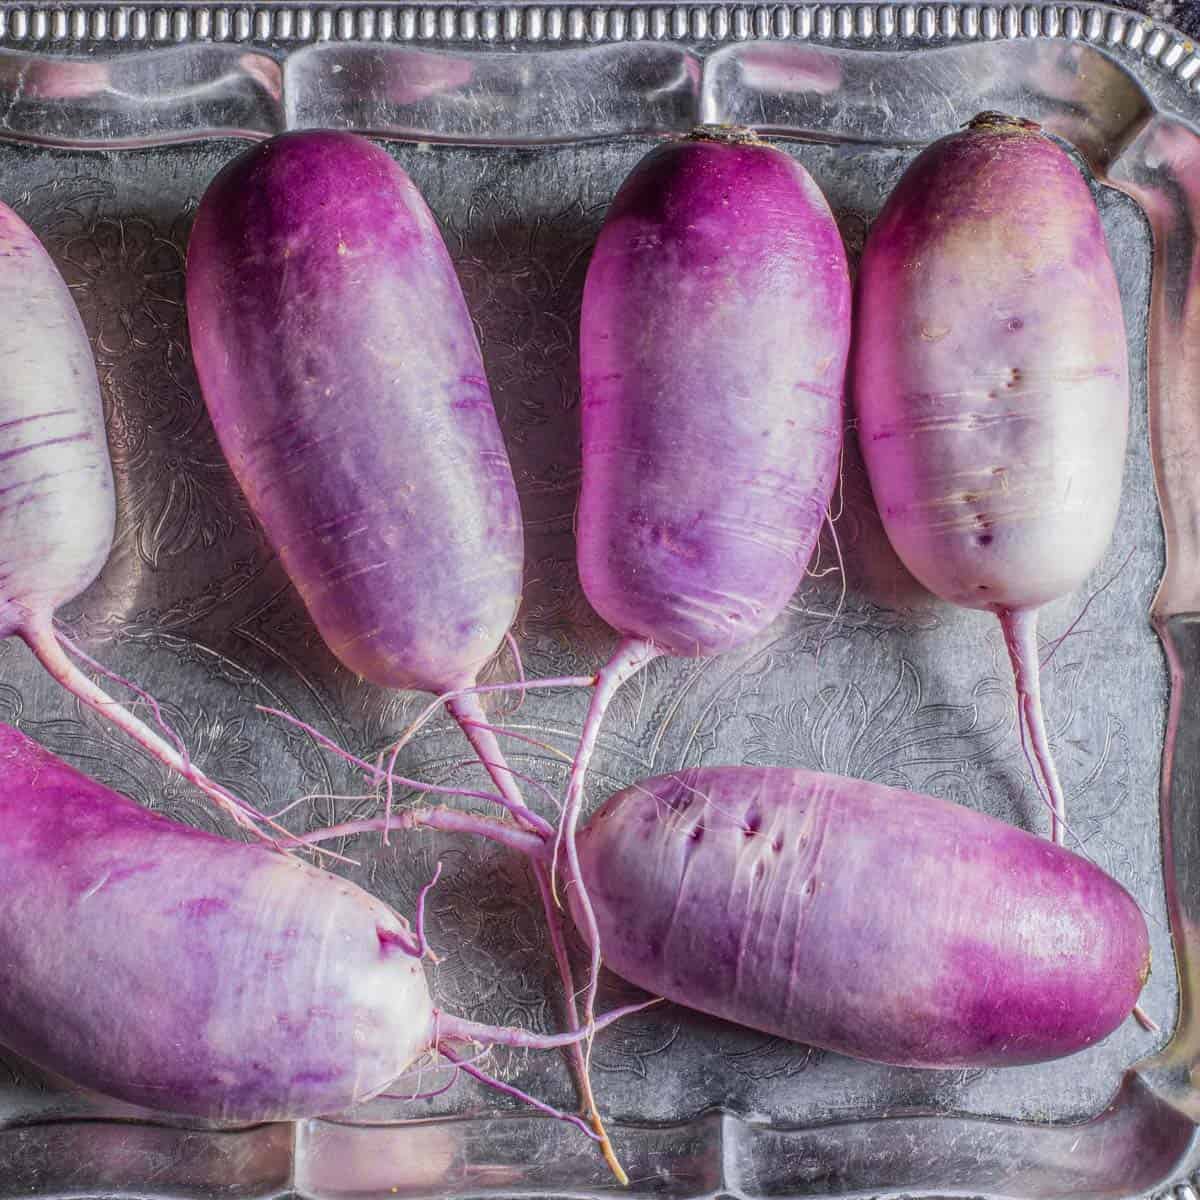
[571,765,1149,1067]
[186,130,522,697]
[563,128,851,1022]
[185,130,537,830]
[853,113,1130,843]
[579,129,848,657]
[0,201,264,835]
[0,724,639,1127]
[0,204,114,641]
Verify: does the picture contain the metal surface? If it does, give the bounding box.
[0,5,1197,1199]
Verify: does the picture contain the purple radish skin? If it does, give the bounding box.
[186,130,522,700]
[579,129,848,659]
[186,132,537,835]
[564,128,851,1025]
[0,725,642,1128]
[853,113,1130,844]
[0,201,265,837]
[572,767,1149,1066]
[388,766,1150,1069]
[185,132,623,1174]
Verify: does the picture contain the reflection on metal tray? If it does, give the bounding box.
[0,5,1199,1198]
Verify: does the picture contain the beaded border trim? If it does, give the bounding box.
[0,1,1189,87]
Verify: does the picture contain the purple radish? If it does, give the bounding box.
[853,113,1130,844]
[384,765,1149,1069]
[572,766,1150,1065]
[564,128,851,1025]
[0,200,265,836]
[185,131,623,1173]
[0,724,644,1128]
[186,130,522,704]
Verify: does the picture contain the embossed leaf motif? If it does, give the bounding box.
[148,712,271,816]
[350,691,429,770]
[371,838,554,1075]
[432,868,549,1016]
[713,1031,826,1081]
[512,553,615,677]
[97,554,264,640]
[119,414,247,570]
[445,195,595,416]
[59,214,185,361]
[42,704,273,838]
[17,175,114,245]
[684,597,951,771]
[0,679,24,727]
[685,650,782,766]
[588,988,681,1081]
[54,205,251,570]
[743,658,1013,798]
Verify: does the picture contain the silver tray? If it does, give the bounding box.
[1,3,1199,1197]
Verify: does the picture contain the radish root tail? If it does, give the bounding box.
[1000,608,1067,845]
[435,998,660,1150]
[446,692,553,834]
[530,859,628,1183]
[371,675,595,784]
[435,998,658,1051]
[22,620,285,847]
[412,861,443,963]
[553,636,663,1059]
[257,706,519,813]
[436,1043,601,1143]
[447,687,628,1182]
[293,806,548,856]
[53,626,193,770]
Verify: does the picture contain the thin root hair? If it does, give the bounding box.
[377,674,597,783]
[815,511,848,661]
[436,1043,601,1143]
[1040,545,1136,670]
[457,717,575,764]
[264,791,378,821]
[412,861,443,962]
[258,706,514,811]
[380,1043,497,1101]
[446,750,563,817]
[502,630,528,714]
[54,625,192,772]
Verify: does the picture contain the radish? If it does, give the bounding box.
[562,128,851,1027]
[572,766,1149,1065]
[384,765,1150,1069]
[0,199,266,836]
[853,113,1130,845]
[0,724,645,1129]
[185,130,625,1172]
[185,129,549,843]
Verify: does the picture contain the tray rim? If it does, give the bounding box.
[0,0,1189,89]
